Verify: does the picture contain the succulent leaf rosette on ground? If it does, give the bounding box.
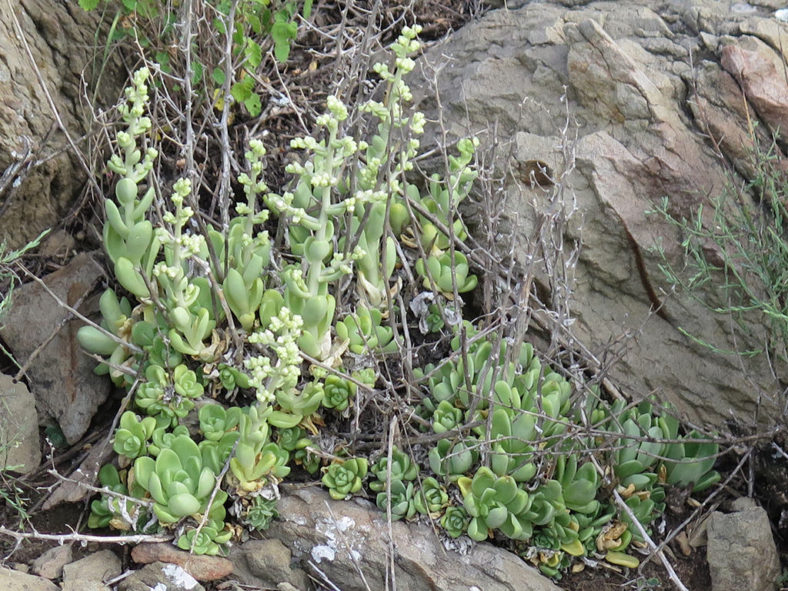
[458,467,531,542]
[132,434,227,525]
[321,458,368,500]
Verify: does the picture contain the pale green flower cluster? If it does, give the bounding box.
[246,307,303,404]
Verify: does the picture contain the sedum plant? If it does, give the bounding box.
[132,434,227,525]
[322,458,368,500]
[76,22,723,576]
[376,479,417,521]
[458,467,531,542]
[414,477,449,517]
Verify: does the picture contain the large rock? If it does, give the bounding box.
[265,486,562,591]
[0,253,110,444]
[0,1,117,250]
[412,0,788,427]
[0,373,40,473]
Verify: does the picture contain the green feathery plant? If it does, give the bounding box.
[649,131,788,365]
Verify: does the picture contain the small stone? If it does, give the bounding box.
[31,545,73,579]
[61,550,121,591]
[277,583,302,591]
[730,496,758,512]
[0,566,59,591]
[707,506,781,591]
[118,562,205,591]
[231,539,308,591]
[0,374,41,474]
[131,543,233,581]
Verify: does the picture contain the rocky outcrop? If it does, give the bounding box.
[0,253,110,444]
[413,0,788,427]
[0,0,117,250]
[259,486,562,591]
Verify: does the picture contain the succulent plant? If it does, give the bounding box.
[241,495,279,531]
[148,423,190,457]
[198,432,239,475]
[321,458,368,500]
[224,265,264,333]
[414,477,449,516]
[135,363,194,426]
[335,306,396,355]
[230,407,291,493]
[132,434,227,525]
[595,520,632,553]
[621,489,663,543]
[574,503,616,551]
[177,522,232,555]
[132,318,184,371]
[277,426,311,452]
[322,374,357,412]
[376,479,417,521]
[609,401,667,493]
[658,412,720,492]
[458,466,531,541]
[217,364,251,391]
[352,202,399,309]
[488,407,538,482]
[554,455,600,515]
[432,400,464,434]
[428,438,477,480]
[113,411,156,460]
[172,364,204,399]
[272,380,324,429]
[199,404,242,442]
[605,550,639,569]
[415,251,477,297]
[369,447,419,491]
[76,288,134,385]
[441,505,470,538]
[294,445,322,475]
[88,464,135,530]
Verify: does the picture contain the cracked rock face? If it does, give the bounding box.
[412,0,788,427]
[261,486,562,591]
[0,0,120,250]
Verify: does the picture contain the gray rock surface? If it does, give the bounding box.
[0,253,109,444]
[130,543,234,581]
[61,550,121,591]
[265,486,562,591]
[30,544,73,579]
[0,373,40,474]
[0,0,119,250]
[706,503,781,591]
[412,0,788,427]
[118,562,205,591]
[230,539,309,591]
[0,566,59,591]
